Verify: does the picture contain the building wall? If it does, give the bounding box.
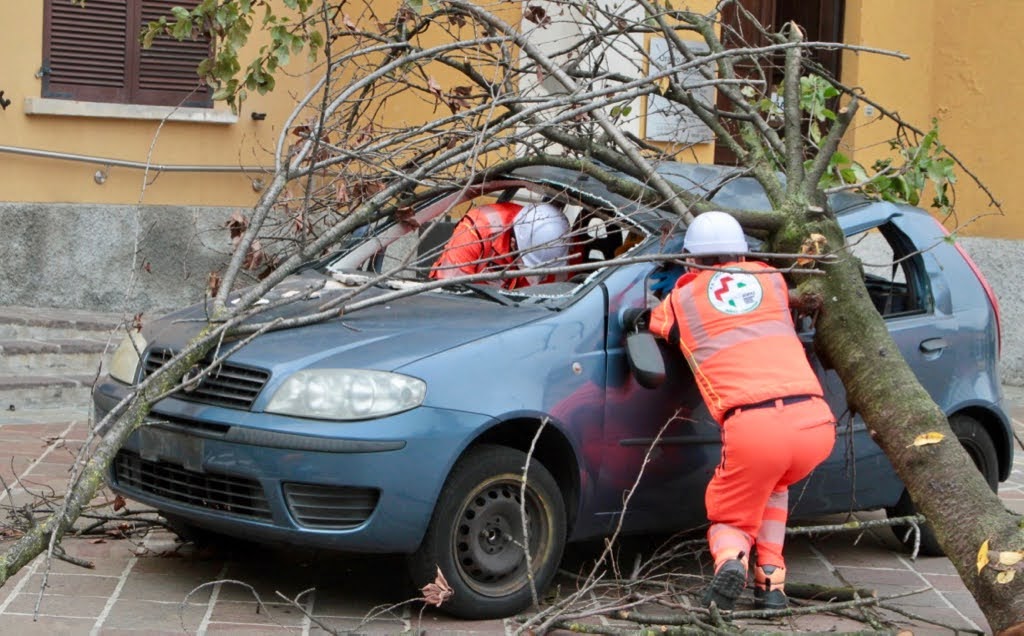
[842,0,1021,240]
[0,202,235,313]
[841,1,1023,385]
[0,0,526,311]
[0,1,317,207]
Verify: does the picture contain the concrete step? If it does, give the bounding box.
[0,305,123,340]
[0,306,123,414]
[0,373,98,413]
[0,337,112,375]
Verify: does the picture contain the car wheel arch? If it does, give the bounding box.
[467,416,582,534]
[949,404,1013,482]
[887,410,1003,556]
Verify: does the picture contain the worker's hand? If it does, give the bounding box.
[623,308,651,332]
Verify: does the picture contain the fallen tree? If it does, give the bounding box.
[2,0,1022,632]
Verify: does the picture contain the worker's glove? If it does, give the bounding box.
[649,265,685,296]
[623,308,651,333]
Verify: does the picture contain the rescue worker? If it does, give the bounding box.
[628,211,836,611]
[429,201,571,289]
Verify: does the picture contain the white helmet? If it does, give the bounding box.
[513,203,570,268]
[683,211,748,255]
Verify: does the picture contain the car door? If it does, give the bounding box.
[792,211,942,516]
[594,259,721,536]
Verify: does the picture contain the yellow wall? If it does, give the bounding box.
[1,0,526,208]
[842,0,1021,239]
[6,1,1018,238]
[1,1,320,207]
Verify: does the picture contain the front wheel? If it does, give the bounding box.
[407,444,567,619]
[887,414,999,556]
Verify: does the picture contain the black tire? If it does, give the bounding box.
[407,444,567,619]
[887,414,999,556]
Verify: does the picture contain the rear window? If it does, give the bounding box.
[845,222,931,318]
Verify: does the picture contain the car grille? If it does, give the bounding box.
[283,483,379,529]
[144,348,270,409]
[114,451,273,521]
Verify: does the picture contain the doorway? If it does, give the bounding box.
[713,0,846,165]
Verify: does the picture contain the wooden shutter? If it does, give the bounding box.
[136,0,211,107]
[43,0,131,103]
[43,0,212,108]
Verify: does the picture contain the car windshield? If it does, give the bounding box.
[320,183,658,306]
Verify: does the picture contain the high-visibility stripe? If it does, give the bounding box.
[684,321,802,366]
[756,489,788,568]
[707,523,752,570]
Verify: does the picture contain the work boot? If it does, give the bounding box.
[700,558,748,611]
[753,564,788,610]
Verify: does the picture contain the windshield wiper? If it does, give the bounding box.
[440,282,517,306]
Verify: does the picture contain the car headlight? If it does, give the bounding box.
[265,369,426,420]
[109,331,147,385]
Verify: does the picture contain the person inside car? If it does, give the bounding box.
[429,200,571,289]
[628,211,836,611]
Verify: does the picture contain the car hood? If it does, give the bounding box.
[143,272,551,372]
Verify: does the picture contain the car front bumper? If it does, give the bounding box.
[93,377,489,554]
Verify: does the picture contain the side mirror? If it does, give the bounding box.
[625,331,666,389]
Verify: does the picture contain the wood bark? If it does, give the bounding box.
[793,217,1024,634]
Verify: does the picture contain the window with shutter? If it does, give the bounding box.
[42,0,212,108]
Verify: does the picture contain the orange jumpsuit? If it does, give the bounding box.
[429,203,533,289]
[649,260,835,589]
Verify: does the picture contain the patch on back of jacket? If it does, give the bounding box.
[706,271,763,314]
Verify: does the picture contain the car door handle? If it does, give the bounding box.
[919,337,948,353]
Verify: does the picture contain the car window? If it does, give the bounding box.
[845,222,930,318]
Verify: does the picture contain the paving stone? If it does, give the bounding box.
[921,571,974,592]
[114,571,215,603]
[206,600,307,626]
[99,629,204,636]
[941,590,990,628]
[21,572,122,597]
[99,599,208,631]
[200,624,299,635]
[21,460,76,478]
[0,614,96,634]
[908,554,962,576]
[308,615,411,633]
[3,591,110,618]
[131,554,226,580]
[47,552,134,577]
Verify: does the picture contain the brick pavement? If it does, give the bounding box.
[0,391,1021,635]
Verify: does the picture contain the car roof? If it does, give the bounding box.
[508,161,929,233]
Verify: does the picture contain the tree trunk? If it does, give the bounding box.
[811,229,1024,634]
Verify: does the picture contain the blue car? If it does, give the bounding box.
[93,163,1012,619]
